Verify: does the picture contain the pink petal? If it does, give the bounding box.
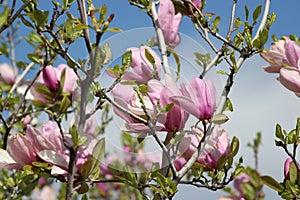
[170,95,200,119]
[279,67,300,93]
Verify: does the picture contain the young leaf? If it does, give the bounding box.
[261,175,284,192]
[230,136,240,158]
[145,48,155,65]
[122,50,132,69]
[252,5,262,22]
[0,7,10,26]
[275,123,284,141]
[211,113,229,124]
[59,95,71,113]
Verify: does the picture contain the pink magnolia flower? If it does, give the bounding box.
[111,84,160,133]
[261,37,290,73]
[183,0,202,9]
[0,63,16,85]
[261,38,300,95]
[158,0,182,48]
[148,74,189,132]
[284,158,293,179]
[31,64,79,104]
[0,121,65,170]
[178,126,229,169]
[170,77,216,121]
[107,46,162,84]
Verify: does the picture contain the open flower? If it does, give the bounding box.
[170,77,216,121]
[178,126,229,169]
[148,74,189,132]
[0,121,65,171]
[107,46,161,84]
[111,84,158,133]
[31,64,79,104]
[0,63,16,85]
[158,0,182,48]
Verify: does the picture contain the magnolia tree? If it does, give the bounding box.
[0,0,299,199]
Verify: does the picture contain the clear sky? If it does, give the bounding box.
[2,0,300,199]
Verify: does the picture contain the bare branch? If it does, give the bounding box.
[150,2,172,75]
[77,0,92,53]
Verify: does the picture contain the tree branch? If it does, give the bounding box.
[150,2,172,75]
[77,0,92,53]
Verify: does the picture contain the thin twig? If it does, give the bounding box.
[8,62,34,94]
[226,0,238,40]
[77,0,92,53]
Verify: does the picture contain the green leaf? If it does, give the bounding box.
[0,7,10,26]
[59,95,71,113]
[211,113,229,124]
[65,19,74,39]
[35,84,51,95]
[230,136,240,158]
[122,50,132,69]
[259,28,269,47]
[252,4,262,22]
[145,48,155,65]
[27,53,41,63]
[225,98,233,112]
[92,138,105,165]
[106,27,123,32]
[289,161,298,185]
[244,5,249,21]
[275,124,284,141]
[33,10,49,28]
[77,136,88,146]
[212,16,220,32]
[70,125,78,146]
[20,16,34,28]
[261,175,284,192]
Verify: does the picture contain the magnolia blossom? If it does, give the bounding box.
[261,37,291,73]
[171,77,216,121]
[183,0,201,9]
[158,0,182,48]
[0,121,95,177]
[218,173,250,200]
[148,74,189,132]
[178,126,229,169]
[31,64,79,104]
[111,84,158,132]
[261,38,300,95]
[0,121,65,171]
[107,46,162,84]
[0,63,16,85]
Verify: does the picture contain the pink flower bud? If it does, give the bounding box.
[0,63,16,85]
[42,66,59,91]
[158,0,182,48]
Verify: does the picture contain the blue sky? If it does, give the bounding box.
[2,0,300,199]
